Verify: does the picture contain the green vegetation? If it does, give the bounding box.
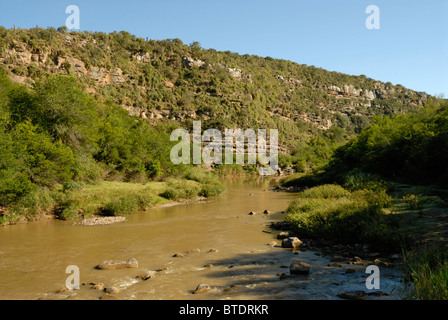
[0,27,430,174]
[402,247,448,300]
[285,184,400,251]
[281,98,448,300]
[0,66,224,224]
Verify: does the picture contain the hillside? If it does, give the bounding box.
[0,27,430,169]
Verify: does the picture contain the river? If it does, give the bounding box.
[0,177,403,300]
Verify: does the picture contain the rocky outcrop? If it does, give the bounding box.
[88,66,126,85]
[182,56,205,68]
[133,51,151,63]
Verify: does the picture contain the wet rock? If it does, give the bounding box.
[270,221,289,230]
[96,258,138,270]
[173,253,185,258]
[137,272,155,280]
[267,241,278,247]
[345,268,356,274]
[92,283,104,290]
[277,231,291,240]
[193,283,211,294]
[277,272,287,279]
[367,291,389,297]
[327,263,343,268]
[248,211,257,215]
[263,210,271,214]
[203,264,213,268]
[104,286,120,294]
[281,237,303,249]
[337,291,367,300]
[56,286,69,293]
[290,262,310,275]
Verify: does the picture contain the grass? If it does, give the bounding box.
[285,184,401,252]
[401,246,448,300]
[0,169,226,224]
[283,177,448,299]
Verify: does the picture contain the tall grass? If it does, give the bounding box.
[402,247,448,300]
[285,184,400,251]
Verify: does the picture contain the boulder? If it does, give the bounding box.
[277,231,291,240]
[104,286,120,294]
[96,258,138,270]
[281,237,303,248]
[290,262,310,275]
[138,271,155,280]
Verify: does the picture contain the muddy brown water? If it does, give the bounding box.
[0,178,403,300]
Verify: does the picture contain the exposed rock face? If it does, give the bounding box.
[0,32,429,137]
[133,51,151,63]
[96,258,138,270]
[88,66,126,84]
[182,56,205,68]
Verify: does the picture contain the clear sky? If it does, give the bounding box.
[1,0,447,96]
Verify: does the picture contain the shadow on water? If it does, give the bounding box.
[198,246,404,300]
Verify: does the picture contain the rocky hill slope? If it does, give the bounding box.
[0,27,430,157]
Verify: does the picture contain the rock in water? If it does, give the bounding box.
[337,291,367,300]
[281,237,303,248]
[290,262,310,275]
[138,272,155,280]
[96,258,138,270]
[193,283,211,294]
[104,286,120,294]
[277,231,291,240]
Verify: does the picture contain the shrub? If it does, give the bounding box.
[286,184,399,250]
[101,197,138,216]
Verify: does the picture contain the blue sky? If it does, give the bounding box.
[1,0,447,96]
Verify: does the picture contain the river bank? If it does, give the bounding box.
[0,178,404,300]
[0,168,225,226]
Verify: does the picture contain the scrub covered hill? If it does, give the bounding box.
[0,26,430,171]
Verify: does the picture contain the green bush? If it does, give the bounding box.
[286,184,399,250]
[101,197,139,216]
